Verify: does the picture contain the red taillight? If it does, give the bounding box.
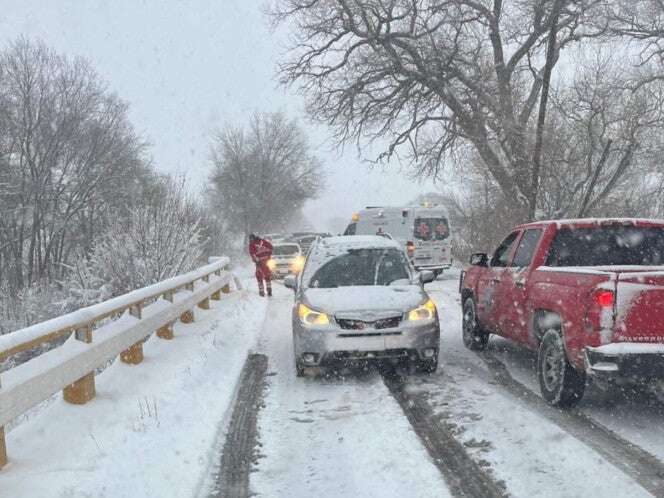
[595,289,615,308]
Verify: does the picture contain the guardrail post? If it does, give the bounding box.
[199,274,211,307]
[157,322,174,340]
[0,376,7,469]
[222,281,231,294]
[63,326,96,405]
[120,304,144,364]
[180,283,195,323]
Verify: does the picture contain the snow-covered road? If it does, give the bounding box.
[3,271,664,497]
[249,286,451,498]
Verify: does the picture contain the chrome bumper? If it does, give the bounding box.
[585,343,664,379]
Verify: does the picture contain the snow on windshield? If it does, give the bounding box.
[308,248,410,288]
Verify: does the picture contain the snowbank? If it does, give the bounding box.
[0,288,266,498]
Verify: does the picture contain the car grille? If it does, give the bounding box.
[331,349,410,360]
[336,316,402,330]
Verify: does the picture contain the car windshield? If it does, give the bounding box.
[414,218,449,241]
[308,248,410,288]
[273,245,299,256]
[546,226,664,266]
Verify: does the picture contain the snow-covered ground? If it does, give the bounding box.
[3,270,664,497]
[422,276,653,497]
[0,289,266,498]
[250,285,451,498]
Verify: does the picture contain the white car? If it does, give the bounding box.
[284,235,440,376]
[267,242,305,278]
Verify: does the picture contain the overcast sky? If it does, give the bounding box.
[0,0,437,231]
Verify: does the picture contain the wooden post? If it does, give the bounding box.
[211,289,222,300]
[198,297,210,310]
[180,309,195,323]
[157,322,174,340]
[180,283,195,322]
[120,304,144,365]
[63,326,96,405]
[202,274,210,283]
[222,282,231,294]
[0,426,6,470]
[0,376,7,469]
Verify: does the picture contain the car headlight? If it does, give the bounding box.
[298,303,330,326]
[267,259,277,271]
[291,255,305,273]
[407,298,437,322]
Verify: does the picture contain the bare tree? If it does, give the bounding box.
[65,178,204,300]
[208,112,324,239]
[271,0,604,217]
[537,53,664,218]
[0,38,146,292]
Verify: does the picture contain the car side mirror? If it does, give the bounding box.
[283,275,297,291]
[469,253,488,267]
[419,270,436,285]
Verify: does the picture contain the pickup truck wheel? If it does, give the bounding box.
[538,329,585,407]
[462,298,489,351]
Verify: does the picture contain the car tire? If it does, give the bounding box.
[537,329,586,407]
[462,298,489,351]
[295,361,305,377]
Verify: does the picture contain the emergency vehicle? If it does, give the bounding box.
[344,205,453,275]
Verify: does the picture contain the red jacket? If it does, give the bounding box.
[249,238,273,263]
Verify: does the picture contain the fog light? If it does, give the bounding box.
[423,348,436,358]
[302,353,318,364]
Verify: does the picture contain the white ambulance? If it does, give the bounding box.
[344,205,453,275]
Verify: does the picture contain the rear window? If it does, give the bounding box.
[273,245,299,256]
[546,226,664,266]
[414,218,449,241]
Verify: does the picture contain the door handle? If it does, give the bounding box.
[491,278,500,284]
[515,280,525,288]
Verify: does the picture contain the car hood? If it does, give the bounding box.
[303,285,426,318]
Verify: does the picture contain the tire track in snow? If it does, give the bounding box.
[211,353,268,498]
[383,372,508,498]
[478,350,664,497]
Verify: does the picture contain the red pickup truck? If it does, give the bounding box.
[460,218,664,407]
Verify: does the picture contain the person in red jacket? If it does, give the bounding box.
[249,233,273,297]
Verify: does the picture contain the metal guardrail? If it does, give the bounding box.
[0,257,238,469]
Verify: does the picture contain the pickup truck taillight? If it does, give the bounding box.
[594,289,615,308]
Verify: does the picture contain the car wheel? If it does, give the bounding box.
[462,298,489,351]
[537,329,585,407]
[295,361,305,377]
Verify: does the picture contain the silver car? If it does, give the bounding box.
[284,235,440,376]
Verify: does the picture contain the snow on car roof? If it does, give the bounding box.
[317,235,401,250]
[518,218,664,230]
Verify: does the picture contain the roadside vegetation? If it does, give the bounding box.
[0,39,323,334]
[271,0,664,258]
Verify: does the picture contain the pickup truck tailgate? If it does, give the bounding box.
[615,271,664,343]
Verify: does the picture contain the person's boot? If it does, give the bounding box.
[267,285,272,297]
[259,290,265,297]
